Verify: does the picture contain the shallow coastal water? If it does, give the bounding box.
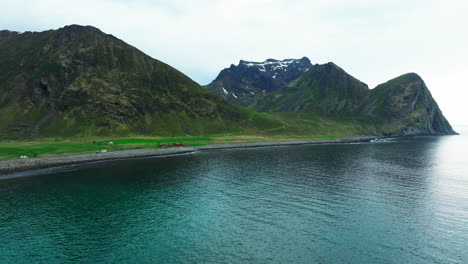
[0,134,467,263]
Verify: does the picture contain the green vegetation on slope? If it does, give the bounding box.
[365,73,456,135]
[0,25,286,139]
[251,62,370,115]
[0,25,456,143]
[249,64,455,136]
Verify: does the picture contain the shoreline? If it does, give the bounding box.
[0,136,374,177]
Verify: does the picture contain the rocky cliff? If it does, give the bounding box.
[365,73,456,136]
[205,57,312,106]
[208,59,456,136]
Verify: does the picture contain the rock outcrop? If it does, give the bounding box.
[205,57,312,106]
[365,73,456,136]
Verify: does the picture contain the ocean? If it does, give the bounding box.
[1,132,467,263]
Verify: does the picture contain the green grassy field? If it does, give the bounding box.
[0,112,376,159]
[0,134,345,159]
[0,137,205,159]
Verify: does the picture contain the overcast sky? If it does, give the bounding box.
[2,0,467,127]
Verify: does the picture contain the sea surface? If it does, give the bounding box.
[1,132,467,263]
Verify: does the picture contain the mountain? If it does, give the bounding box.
[209,59,456,136]
[0,25,281,138]
[365,73,456,136]
[0,25,455,139]
[205,57,312,106]
[252,62,370,115]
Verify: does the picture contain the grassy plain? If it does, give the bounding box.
[0,135,345,159]
[0,112,375,159]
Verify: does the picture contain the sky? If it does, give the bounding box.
[2,0,467,127]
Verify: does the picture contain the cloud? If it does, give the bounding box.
[2,0,467,125]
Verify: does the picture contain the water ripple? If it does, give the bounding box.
[1,136,467,263]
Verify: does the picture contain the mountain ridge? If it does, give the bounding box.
[209,59,456,136]
[205,57,312,106]
[366,72,456,136]
[0,25,284,138]
[0,25,457,138]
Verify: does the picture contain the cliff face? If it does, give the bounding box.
[257,69,457,136]
[365,73,456,136]
[208,59,456,136]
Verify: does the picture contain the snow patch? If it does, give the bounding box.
[241,58,302,72]
[232,93,238,99]
[222,87,228,95]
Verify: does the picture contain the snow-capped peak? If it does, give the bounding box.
[239,57,311,73]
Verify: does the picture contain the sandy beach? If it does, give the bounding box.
[0,136,374,176]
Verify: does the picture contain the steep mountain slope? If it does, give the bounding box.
[252,62,370,115]
[0,25,281,138]
[209,59,456,136]
[0,25,455,139]
[205,57,311,106]
[365,73,455,136]
[255,67,455,135]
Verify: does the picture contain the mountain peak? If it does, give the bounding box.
[369,73,456,135]
[375,72,425,91]
[396,72,423,82]
[1,25,102,37]
[238,57,311,71]
[0,24,259,138]
[59,24,102,33]
[206,57,312,106]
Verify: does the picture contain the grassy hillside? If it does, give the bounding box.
[0,24,456,147]
[251,62,370,115]
[0,25,287,138]
[364,73,455,135]
[248,64,455,136]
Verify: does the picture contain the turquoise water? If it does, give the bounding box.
[0,135,467,263]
